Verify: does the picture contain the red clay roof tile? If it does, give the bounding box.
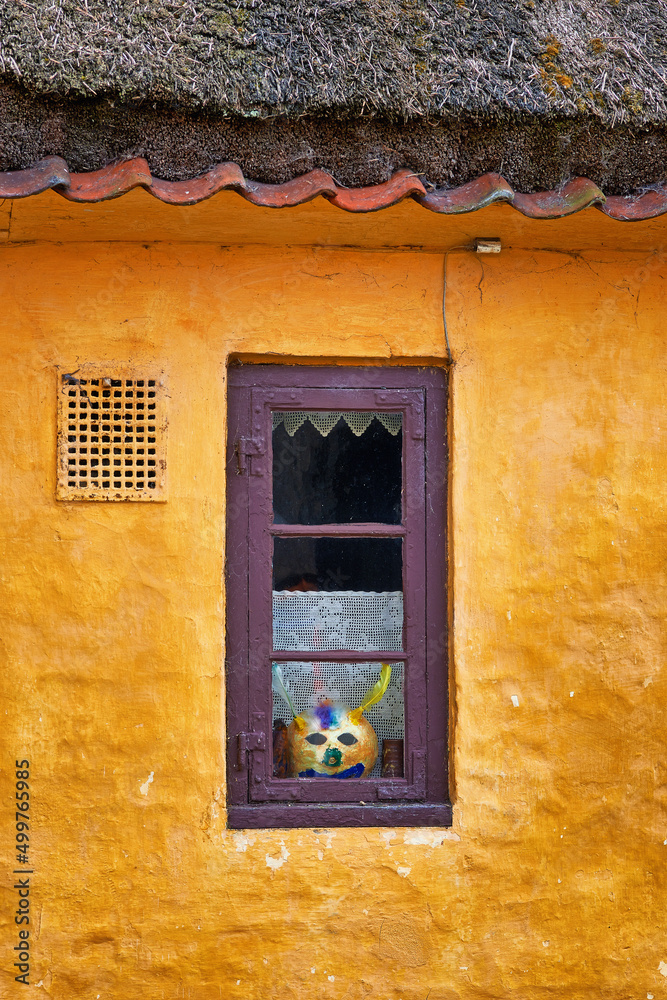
[0,157,664,221]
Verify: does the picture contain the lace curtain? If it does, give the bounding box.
[272,411,402,437]
[273,590,404,651]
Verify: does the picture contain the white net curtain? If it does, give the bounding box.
[273,590,403,652]
[272,592,405,776]
[272,411,402,437]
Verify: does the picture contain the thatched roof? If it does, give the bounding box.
[1,1,666,192]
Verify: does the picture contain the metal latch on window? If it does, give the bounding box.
[237,731,266,769]
[235,437,264,475]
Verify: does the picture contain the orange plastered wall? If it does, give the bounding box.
[0,229,666,1000]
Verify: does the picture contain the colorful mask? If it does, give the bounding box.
[273,663,391,779]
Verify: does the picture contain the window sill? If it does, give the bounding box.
[228,802,453,829]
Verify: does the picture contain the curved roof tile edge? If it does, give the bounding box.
[0,156,666,222]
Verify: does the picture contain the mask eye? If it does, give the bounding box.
[305,732,327,745]
[338,732,358,746]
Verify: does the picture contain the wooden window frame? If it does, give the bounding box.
[226,365,451,828]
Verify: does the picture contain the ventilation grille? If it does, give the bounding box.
[57,370,167,501]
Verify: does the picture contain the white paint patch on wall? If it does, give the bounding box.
[232,831,256,853]
[139,771,154,796]
[659,960,667,976]
[397,866,412,877]
[403,830,460,846]
[265,845,290,870]
[511,695,520,708]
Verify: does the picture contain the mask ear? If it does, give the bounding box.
[272,663,305,730]
[349,663,392,724]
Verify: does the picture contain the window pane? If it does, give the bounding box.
[272,661,404,779]
[273,537,402,593]
[272,411,402,524]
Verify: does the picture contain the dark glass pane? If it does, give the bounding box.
[272,412,402,524]
[273,537,402,593]
[272,660,404,779]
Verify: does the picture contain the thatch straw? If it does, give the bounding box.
[0,2,666,192]
[1,1,665,123]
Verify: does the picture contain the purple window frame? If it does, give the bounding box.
[226,365,451,828]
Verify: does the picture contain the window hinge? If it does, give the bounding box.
[235,437,264,475]
[237,731,266,769]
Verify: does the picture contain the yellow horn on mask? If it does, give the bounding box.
[349,663,392,724]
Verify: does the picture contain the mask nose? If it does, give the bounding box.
[322,746,342,767]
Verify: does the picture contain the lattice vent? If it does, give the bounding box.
[57,370,167,501]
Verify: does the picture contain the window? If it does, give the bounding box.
[226,365,450,827]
